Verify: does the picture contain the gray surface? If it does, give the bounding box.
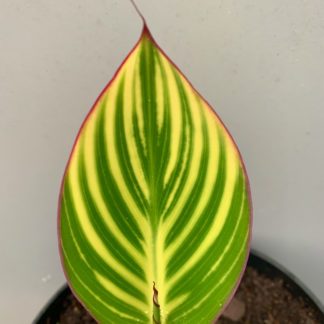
[1,0,323,323]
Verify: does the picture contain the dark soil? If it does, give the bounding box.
[41,266,323,324]
[218,267,323,324]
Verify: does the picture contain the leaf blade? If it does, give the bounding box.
[59,27,251,324]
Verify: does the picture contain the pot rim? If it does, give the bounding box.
[33,250,324,323]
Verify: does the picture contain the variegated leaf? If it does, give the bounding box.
[59,25,251,323]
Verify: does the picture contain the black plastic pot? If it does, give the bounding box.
[33,250,324,323]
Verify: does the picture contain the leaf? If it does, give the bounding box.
[58,25,251,324]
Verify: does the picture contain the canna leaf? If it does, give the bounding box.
[58,25,251,323]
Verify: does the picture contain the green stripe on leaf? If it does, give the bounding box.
[59,26,251,324]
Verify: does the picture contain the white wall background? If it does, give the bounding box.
[1,0,323,323]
